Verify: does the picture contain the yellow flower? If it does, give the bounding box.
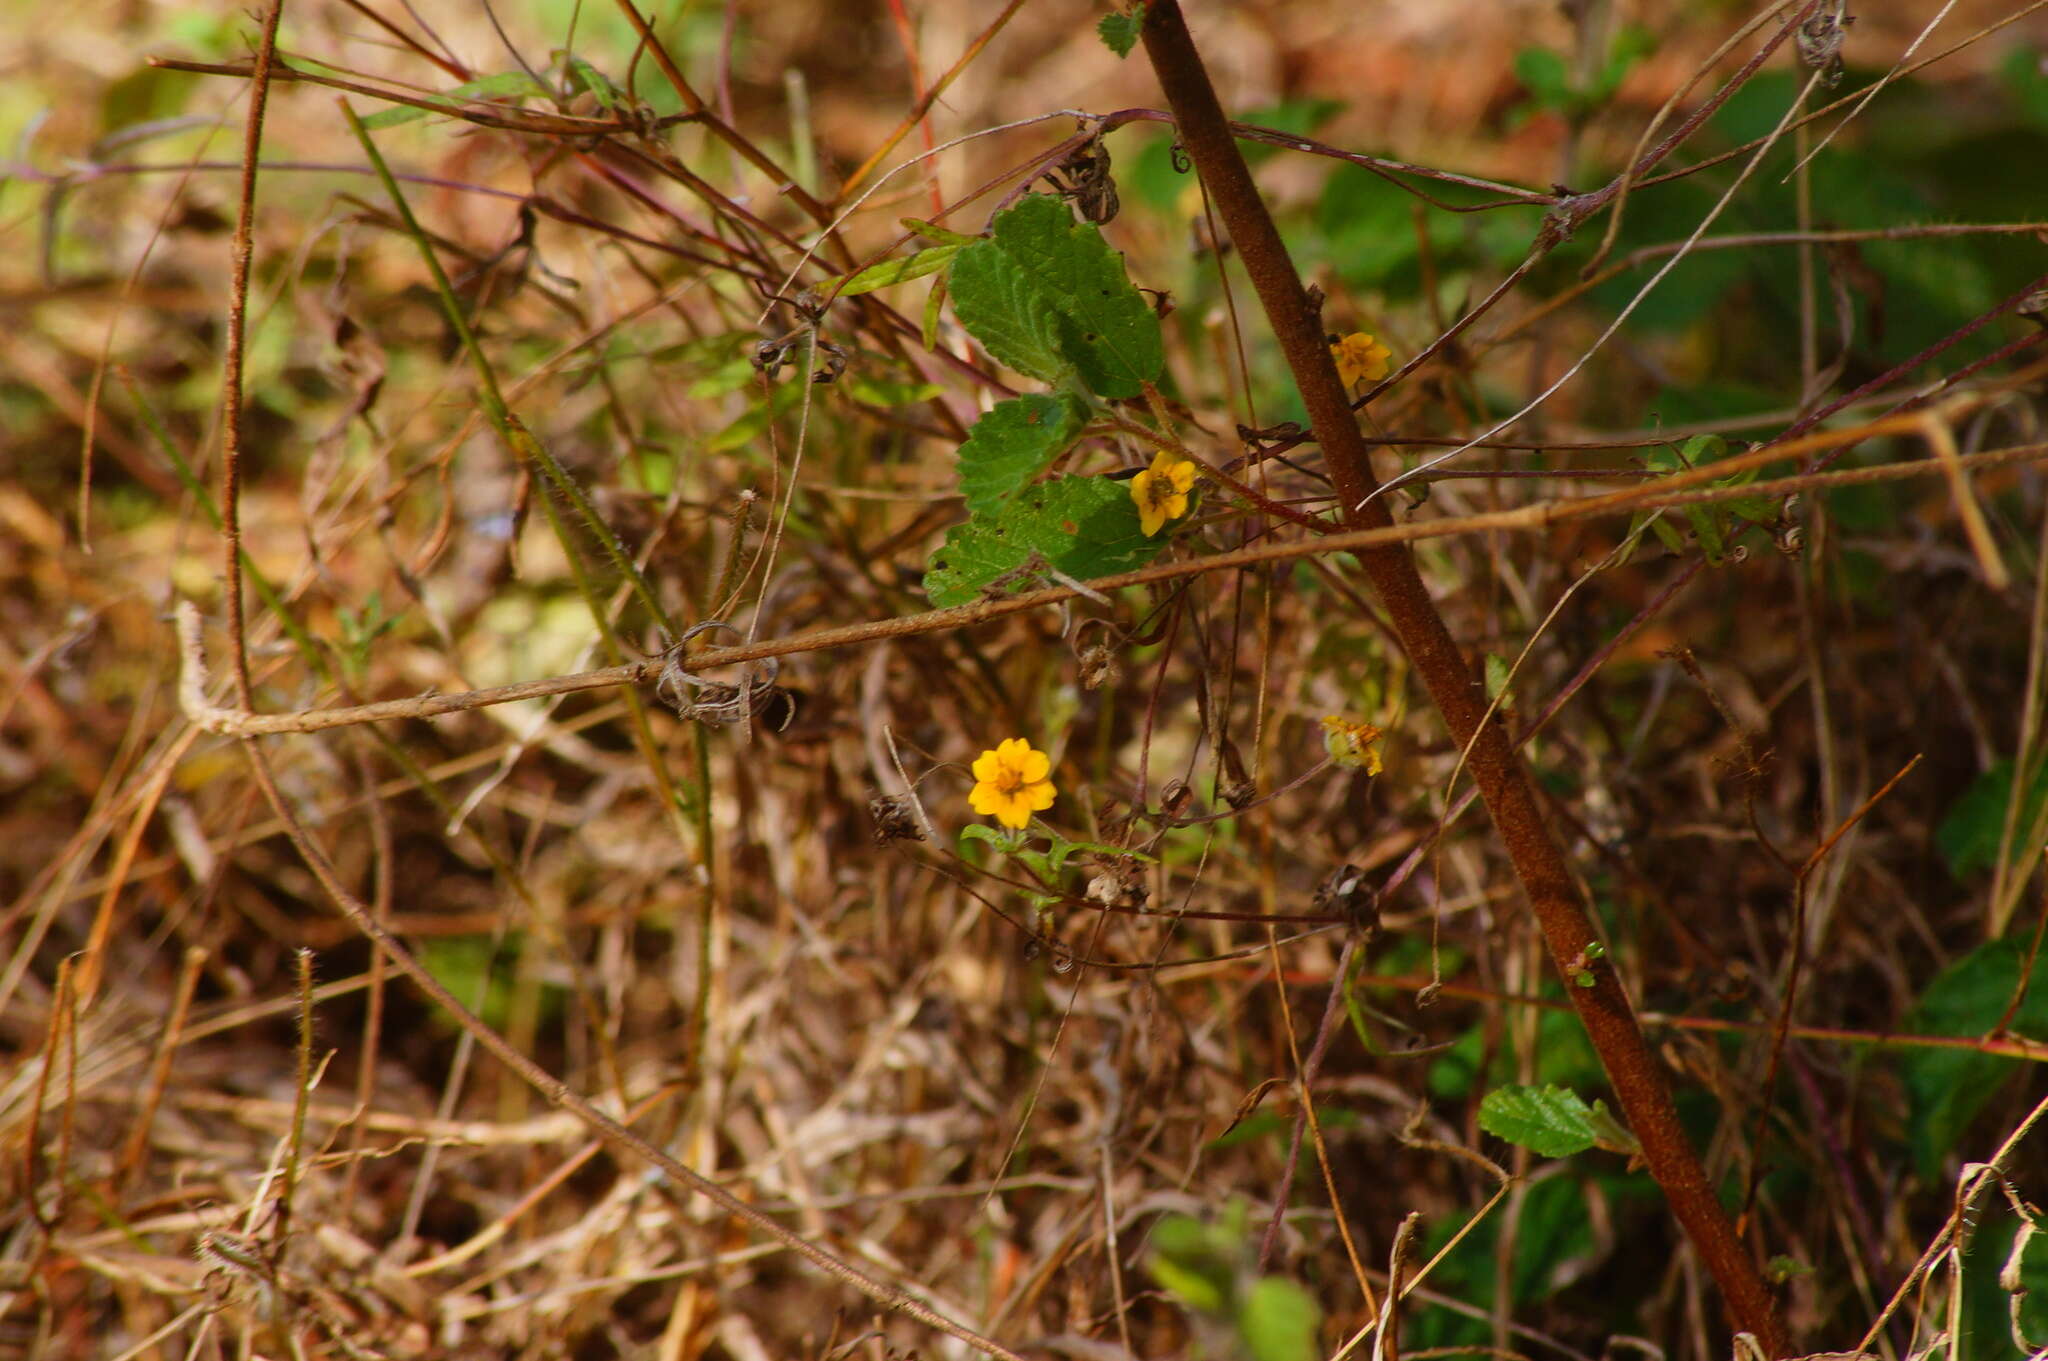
[1129,450,1198,537]
[1330,331,1391,387]
[969,737,1057,829]
[1320,715,1384,776]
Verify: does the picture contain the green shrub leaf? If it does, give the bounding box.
[1900,939,2048,1178]
[825,243,963,298]
[949,194,1163,399]
[1098,7,1146,59]
[1938,759,2048,880]
[957,394,1089,515]
[1240,1277,1321,1361]
[925,474,1163,606]
[1479,1083,1610,1157]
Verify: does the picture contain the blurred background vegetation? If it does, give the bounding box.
[3,2,2047,1358]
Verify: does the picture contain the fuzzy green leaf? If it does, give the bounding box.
[1479,1083,1606,1157]
[949,194,1163,399]
[1097,7,1146,59]
[1938,759,2048,879]
[925,474,1163,607]
[948,235,1071,384]
[1900,939,2048,1178]
[957,394,1089,515]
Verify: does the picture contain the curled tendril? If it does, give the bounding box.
[655,621,793,729]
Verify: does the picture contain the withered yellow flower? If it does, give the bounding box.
[1320,715,1384,776]
[1330,331,1392,387]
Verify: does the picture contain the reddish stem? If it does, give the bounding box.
[1138,3,1788,1352]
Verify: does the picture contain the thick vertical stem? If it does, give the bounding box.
[1138,3,1787,1352]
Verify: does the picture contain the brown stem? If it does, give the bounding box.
[1138,2,1789,1352]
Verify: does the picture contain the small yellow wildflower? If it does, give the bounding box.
[1320,715,1384,776]
[1130,450,1198,537]
[1330,331,1392,387]
[969,738,1057,830]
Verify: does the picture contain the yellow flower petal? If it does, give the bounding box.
[1331,331,1392,386]
[968,737,1058,829]
[1132,451,1195,537]
[1321,714,1384,775]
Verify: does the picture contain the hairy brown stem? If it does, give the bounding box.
[1138,2,1789,1351]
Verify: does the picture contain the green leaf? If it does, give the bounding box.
[1484,653,1514,706]
[957,394,1089,515]
[1149,1254,1229,1315]
[902,217,981,248]
[924,474,1165,607]
[1938,758,2048,879]
[2016,1221,2048,1348]
[1241,1278,1321,1361]
[824,244,962,298]
[359,70,551,130]
[563,55,627,113]
[1097,7,1145,59]
[1900,938,2048,1179]
[922,268,949,351]
[1044,836,1155,874]
[1147,1211,1240,1315]
[958,823,1021,862]
[948,236,1072,385]
[1594,27,1656,101]
[1514,47,1574,111]
[842,375,942,408]
[949,194,1164,399]
[1479,1083,1606,1157]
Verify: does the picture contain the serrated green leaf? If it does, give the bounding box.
[359,70,550,130]
[1097,7,1145,58]
[1241,1278,1321,1361]
[949,194,1163,399]
[825,243,962,298]
[1937,758,2048,879]
[949,237,1072,384]
[957,394,1088,515]
[1478,1083,1603,1157]
[925,474,1164,607]
[1900,939,2048,1179]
